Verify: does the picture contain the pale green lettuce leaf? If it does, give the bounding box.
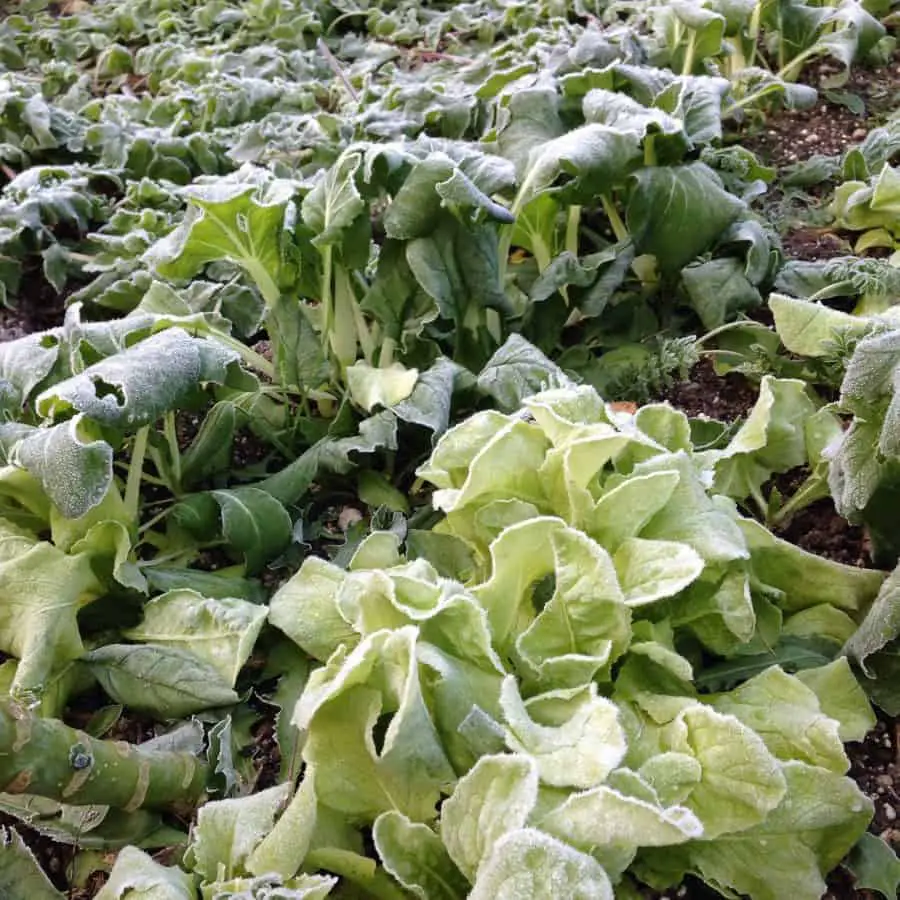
[439,753,538,881]
[632,453,748,564]
[186,784,292,883]
[268,557,355,662]
[469,828,613,900]
[430,419,550,514]
[246,769,317,879]
[523,386,610,446]
[514,525,631,689]
[613,538,703,607]
[416,411,512,491]
[0,518,102,695]
[769,294,871,357]
[500,677,625,789]
[295,628,455,822]
[711,666,848,772]
[796,658,877,743]
[713,377,818,502]
[124,590,267,688]
[741,517,885,612]
[95,846,196,900]
[473,517,568,646]
[680,762,872,900]
[537,776,703,849]
[201,873,336,899]
[661,705,786,838]
[373,811,468,900]
[588,471,681,551]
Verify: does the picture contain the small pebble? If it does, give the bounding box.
[885,804,897,822]
[851,128,867,141]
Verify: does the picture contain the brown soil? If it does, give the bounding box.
[662,358,759,420]
[739,57,900,170]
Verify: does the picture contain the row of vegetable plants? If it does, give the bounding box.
[0,0,899,898]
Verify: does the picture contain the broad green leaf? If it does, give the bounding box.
[0,518,102,695]
[302,152,365,248]
[681,258,761,330]
[711,666,848,772]
[2,417,113,519]
[500,678,625,789]
[469,828,614,900]
[85,644,239,719]
[373,811,468,900]
[187,783,292,883]
[95,846,196,900]
[613,538,704,607]
[123,590,267,688]
[0,826,66,900]
[626,163,745,273]
[210,487,293,574]
[476,335,567,413]
[440,753,538,881]
[517,124,641,205]
[846,833,900,900]
[37,329,236,429]
[150,177,296,306]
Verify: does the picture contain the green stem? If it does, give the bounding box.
[124,426,149,524]
[0,700,208,812]
[214,333,276,381]
[682,30,697,76]
[163,411,182,493]
[777,44,822,84]
[243,261,282,309]
[565,205,581,257]
[600,194,629,243]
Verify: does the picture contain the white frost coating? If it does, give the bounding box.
[35,328,236,428]
[469,828,613,900]
[15,416,113,519]
[501,676,626,789]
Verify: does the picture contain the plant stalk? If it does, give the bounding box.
[0,700,209,812]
